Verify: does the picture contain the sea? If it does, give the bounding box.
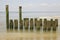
[0,11,60,40]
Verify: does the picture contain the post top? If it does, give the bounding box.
[19,6,22,8]
[6,5,8,7]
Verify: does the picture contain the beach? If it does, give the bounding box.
[0,31,59,40]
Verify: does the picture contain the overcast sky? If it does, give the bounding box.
[0,0,60,12]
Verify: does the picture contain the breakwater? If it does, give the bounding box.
[6,5,58,32]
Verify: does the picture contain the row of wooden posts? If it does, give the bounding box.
[6,5,58,32]
[9,18,58,31]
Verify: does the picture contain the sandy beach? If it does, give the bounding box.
[0,31,59,40]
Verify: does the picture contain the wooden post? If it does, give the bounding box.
[47,21,51,31]
[50,19,55,31]
[39,19,42,29]
[34,18,41,31]
[6,5,9,30]
[50,19,53,27]
[34,18,37,30]
[43,18,47,31]
[30,18,34,31]
[52,19,58,31]
[34,18,37,27]
[52,21,56,31]
[19,6,23,30]
[24,18,29,30]
[14,19,18,30]
[20,20,23,30]
[9,19,13,30]
[55,19,58,27]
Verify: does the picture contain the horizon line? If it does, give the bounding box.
[0,11,60,13]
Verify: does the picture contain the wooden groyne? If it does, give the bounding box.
[6,5,58,32]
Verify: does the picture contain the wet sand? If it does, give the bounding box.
[0,31,58,40]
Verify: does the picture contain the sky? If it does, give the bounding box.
[0,0,60,12]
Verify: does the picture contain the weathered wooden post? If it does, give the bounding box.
[43,18,47,31]
[55,19,58,28]
[9,19,13,30]
[39,19,42,30]
[52,21,55,31]
[34,18,37,26]
[30,18,34,31]
[24,18,29,30]
[52,19,58,31]
[19,6,23,30]
[34,18,37,30]
[50,19,53,27]
[34,18,41,31]
[50,19,54,31]
[36,20,40,30]
[6,5,9,30]
[47,21,51,31]
[14,19,18,31]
